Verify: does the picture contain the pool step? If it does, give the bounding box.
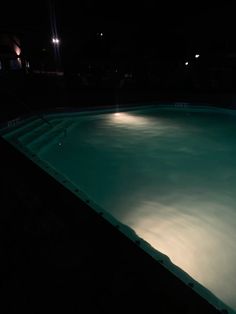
[30,121,78,155]
[18,119,62,145]
[27,120,77,154]
[26,119,72,147]
[4,118,43,140]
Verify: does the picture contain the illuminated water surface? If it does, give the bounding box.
[34,108,236,310]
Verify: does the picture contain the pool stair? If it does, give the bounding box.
[4,117,78,155]
[4,118,43,140]
[18,118,62,145]
[24,120,77,154]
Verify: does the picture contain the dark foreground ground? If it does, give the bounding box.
[1,73,233,313]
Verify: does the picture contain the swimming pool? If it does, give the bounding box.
[2,104,236,313]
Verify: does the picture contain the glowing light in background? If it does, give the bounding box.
[185,61,189,66]
[15,46,21,56]
[52,37,60,44]
[195,54,200,58]
[49,0,62,73]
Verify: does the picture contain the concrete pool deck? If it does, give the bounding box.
[0,136,222,314]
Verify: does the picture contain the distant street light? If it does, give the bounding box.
[52,37,60,45]
[51,36,61,73]
[195,54,200,58]
[185,61,189,66]
[97,32,104,38]
[49,1,62,73]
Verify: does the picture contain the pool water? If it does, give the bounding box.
[3,106,236,312]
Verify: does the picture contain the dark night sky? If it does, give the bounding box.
[1,1,234,28]
[1,1,235,60]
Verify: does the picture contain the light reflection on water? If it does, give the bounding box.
[127,197,236,306]
[40,109,236,310]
